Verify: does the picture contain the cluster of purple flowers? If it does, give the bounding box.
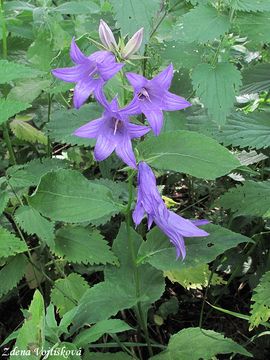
[52,20,209,259]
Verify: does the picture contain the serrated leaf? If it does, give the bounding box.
[0,226,27,258]
[192,62,242,125]
[165,264,225,290]
[137,130,240,180]
[74,319,132,347]
[46,104,101,146]
[54,226,117,265]
[137,224,252,271]
[180,5,230,43]
[250,271,270,329]
[0,99,31,125]
[10,119,48,145]
[228,0,270,12]
[219,180,270,218]
[29,169,123,223]
[8,79,51,103]
[11,290,45,360]
[51,273,89,317]
[150,327,252,359]
[53,1,100,14]
[15,206,55,248]
[235,12,270,44]
[0,60,43,84]
[0,254,28,298]
[241,63,270,94]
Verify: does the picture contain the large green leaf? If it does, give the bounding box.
[11,290,45,360]
[10,119,48,145]
[250,270,270,329]
[241,63,270,94]
[46,104,101,146]
[150,327,252,359]
[0,60,43,84]
[137,224,252,271]
[54,226,117,265]
[29,169,123,223]
[15,206,55,248]
[180,5,230,43]
[235,12,270,44]
[137,130,240,180]
[0,254,28,298]
[0,226,27,258]
[0,99,31,125]
[8,79,51,103]
[53,1,100,15]
[219,181,270,218]
[228,0,270,12]
[192,62,242,125]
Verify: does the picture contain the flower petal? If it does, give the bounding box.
[73,78,98,109]
[133,201,145,226]
[126,72,148,92]
[120,96,141,116]
[170,235,186,259]
[168,211,209,238]
[89,50,114,63]
[115,136,137,169]
[73,117,104,138]
[162,91,191,111]
[70,38,87,64]
[143,109,164,135]
[98,61,124,81]
[52,64,88,82]
[191,219,210,226]
[94,85,110,110]
[94,134,115,161]
[151,64,173,90]
[127,123,150,139]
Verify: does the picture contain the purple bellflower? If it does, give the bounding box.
[133,162,209,259]
[126,64,191,135]
[73,90,150,169]
[52,38,124,109]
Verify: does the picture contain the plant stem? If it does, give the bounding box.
[125,170,154,357]
[2,124,16,164]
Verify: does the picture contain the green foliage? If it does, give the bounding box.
[228,0,270,12]
[0,254,27,298]
[0,60,43,84]
[219,181,270,218]
[0,226,27,258]
[192,63,242,125]
[138,130,240,180]
[8,79,51,103]
[0,99,31,125]
[15,205,55,248]
[10,118,48,145]
[54,226,117,265]
[150,327,252,359]
[51,273,89,317]
[53,1,100,15]
[181,5,230,43]
[250,271,270,329]
[0,191,9,216]
[29,169,123,223]
[137,224,252,271]
[241,63,270,94]
[235,12,270,43]
[83,353,133,360]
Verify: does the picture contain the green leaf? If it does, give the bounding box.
[29,169,123,223]
[8,79,51,103]
[74,319,132,347]
[0,226,27,258]
[46,104,101,146]
[0,99,31,125]
[15,206,55,248]
[250,271,270,329]
[219,180,270,218]
[54,226,117,265]
[51,273,89,317]
[53,1,100,14]
[11,290,45,360]
[180,5,230,43]
[235,12,270,44]
[241,63,270,94]
[137,130,240,180]
[150,327,252,359]
[0,60,43,84]
[27,32,54,72]
[110,0,160,47]
[228,0,270,12]
[10,119,48,145]
[0,191,9,215]
[83,352,133,360]
[137,224,252,271]
[165,264,225,290]
[192,62,242,125]
[6,158,68,189]
[46,342,81,359]
[0,254,28,298]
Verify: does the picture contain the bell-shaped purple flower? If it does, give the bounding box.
[73,90,150,169]
[133,162,209,259]
[99,19,118,50]
[52,38,124,109]
[126,64,191,135]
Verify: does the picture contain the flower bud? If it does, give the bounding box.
[122,28,144,59]
[99,19,117,50]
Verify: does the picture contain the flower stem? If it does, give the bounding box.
[0,0,17,165]
[125,170,154,357]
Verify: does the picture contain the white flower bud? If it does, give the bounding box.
[122,28,144,59]
[99,19,117,50]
